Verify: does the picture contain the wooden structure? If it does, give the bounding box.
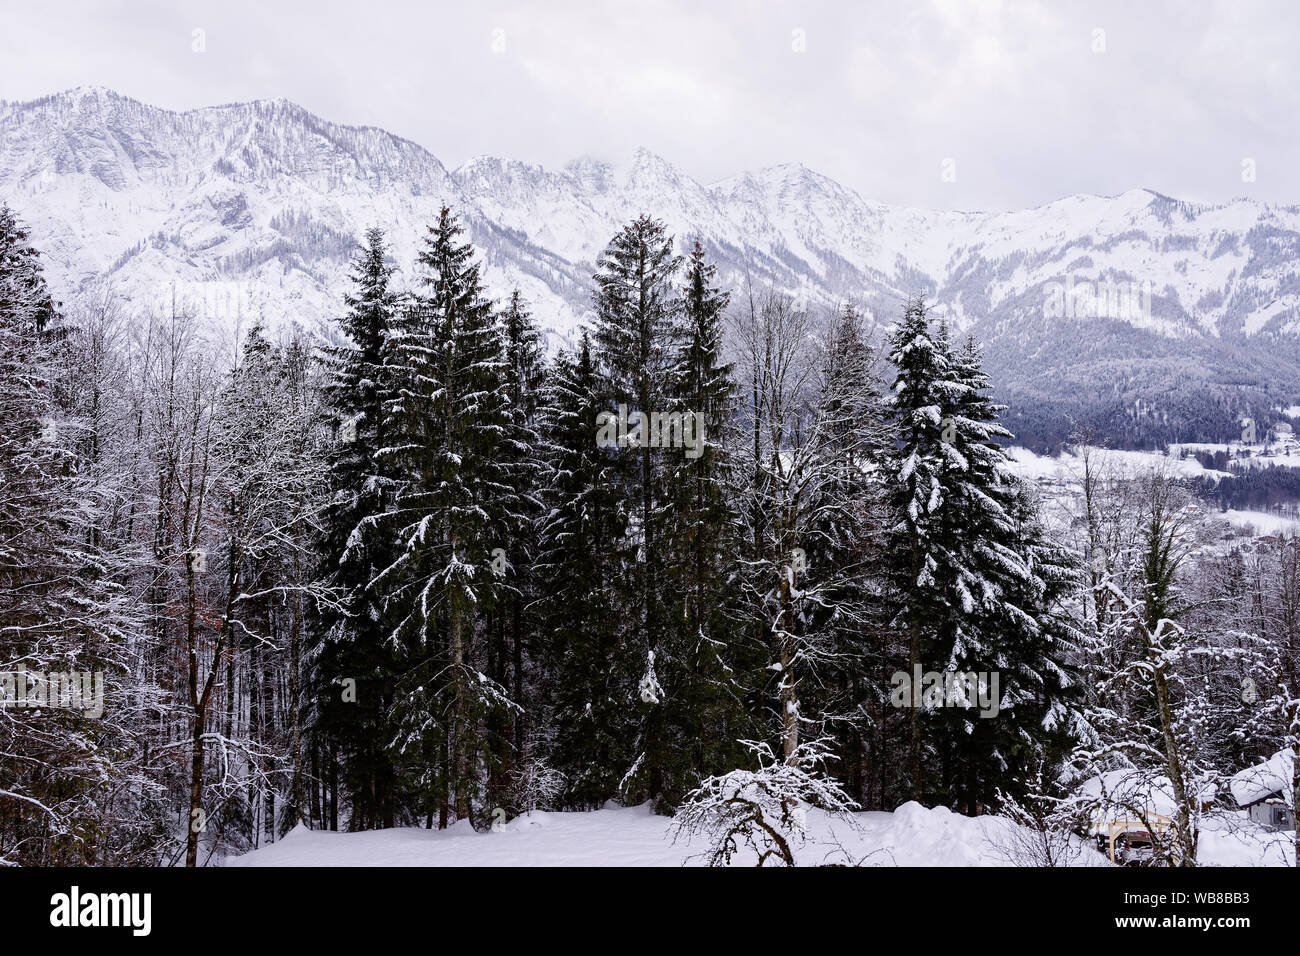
[1099,813,1173,865]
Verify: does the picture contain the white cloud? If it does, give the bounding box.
[1,0,1296,211]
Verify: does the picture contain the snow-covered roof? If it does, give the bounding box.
[1074,770,1217,834]
[1230,750,1296,807]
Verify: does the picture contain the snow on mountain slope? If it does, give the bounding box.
[2,87,1300,409]
[0,86,590,342]
[944,187,1300,339]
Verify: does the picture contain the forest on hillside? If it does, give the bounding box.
[1,203,1298,867]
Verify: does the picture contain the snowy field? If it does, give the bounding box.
[1218,509,1300,534]
[1005,444,1300,536]
[1003,445,1235,484]
[227,802,1292,867]
[1004,434,1300,489]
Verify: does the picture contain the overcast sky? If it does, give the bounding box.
[3,0,1297,211]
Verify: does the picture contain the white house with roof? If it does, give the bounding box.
[1230,749,1296,830]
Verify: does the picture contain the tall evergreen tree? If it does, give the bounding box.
[376,207,518,827]
[485,289,547,810]
[888,305,1079,809]
[886,295,958,801]
[535,333,637,806]
[934,335,1078,810]
[313,227,400,830]
[590,215,682,803]
[658,242,751,801]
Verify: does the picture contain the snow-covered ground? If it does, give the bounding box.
[1003,445,1233,484]
[1218,509,1300,534]
[1006,430,1300,487]
[1197,815,1296,867]
[226,802,1291,867]
[1003,444,1300,539]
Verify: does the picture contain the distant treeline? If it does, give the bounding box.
[1185,463,1300,513]
[1001,389,1295,455]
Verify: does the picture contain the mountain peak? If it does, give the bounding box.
[3,85,1298,364]
[1116,186,1162,204]
[456,154,507,174]
[712,161,852,204]
[564,155,617,194]
[628,145,671,166]
[246,95,310,115]
[454,155,558,192]
[621,146,695,194]
[64,84,120,100]
[765,161,814,177]
[621,146,679,179]
[5,85,131,112]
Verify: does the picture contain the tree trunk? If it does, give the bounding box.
[438,732,450,829]
[1291,733,1299,868]
[779,555,798,765]
[451,593,471,825]
[511,595,524,756]
[1150,658,1196,866]
[185,712,205,867]
[909,614,923,803]
[289,546,304,825]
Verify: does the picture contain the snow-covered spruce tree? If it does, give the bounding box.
[590,215,683,805]
[884,295,958,801]
[312,227,402,830]
[654,241,754,802]
[0,207,147,864]
[484,289,547,813]
[886,302,1079,810]
[375,208,518,828]
[534,333,638,806]
[931,335,1080,811]
[0,204,56,333]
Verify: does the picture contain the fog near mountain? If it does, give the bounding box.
[4,85,1299,448]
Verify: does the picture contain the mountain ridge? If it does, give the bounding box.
[3,86,1299,448]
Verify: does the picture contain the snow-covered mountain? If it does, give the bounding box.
[3,86,1299,445]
